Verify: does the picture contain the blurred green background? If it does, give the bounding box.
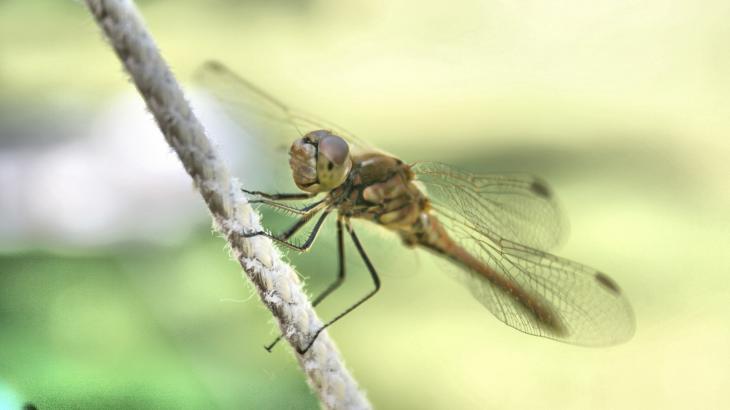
[1,0,729,409]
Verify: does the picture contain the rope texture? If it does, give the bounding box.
[84,1,370,408]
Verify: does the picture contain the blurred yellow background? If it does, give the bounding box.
[1,1,728,409]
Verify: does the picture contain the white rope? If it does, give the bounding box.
[84,1,371,408]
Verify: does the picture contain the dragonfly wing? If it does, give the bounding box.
[194,61,371,152]
[413,161,567,251]
[431,204,635,346]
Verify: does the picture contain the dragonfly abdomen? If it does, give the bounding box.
[414,214,568,337]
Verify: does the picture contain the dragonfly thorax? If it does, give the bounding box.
[288,130,353,193]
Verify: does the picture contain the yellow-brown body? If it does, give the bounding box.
[329,152,564,333]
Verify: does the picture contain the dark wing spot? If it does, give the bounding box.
[530,179,552,198]
[327,161,334,171]
[595,272,621,295]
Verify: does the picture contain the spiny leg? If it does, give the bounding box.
[296,220,381,355]
[265,217,347,352]
[242,196,326,247]
[242,189,316,201]
[310,218,347,306]
[245,207,331,252]
[249,198,325,215]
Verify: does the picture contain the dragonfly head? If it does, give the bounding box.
[289,130,352,193]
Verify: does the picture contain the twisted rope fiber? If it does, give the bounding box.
[84,1,370,408]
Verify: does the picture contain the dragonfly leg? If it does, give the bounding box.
[294,220,381,355]
[264,218,347,352]
[244,208,331,252]
[310,218,347,306]
[249,198,325,215]
[242,189,316,201]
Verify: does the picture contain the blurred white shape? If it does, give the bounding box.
[0,381,21,410]
[0,90,262,250]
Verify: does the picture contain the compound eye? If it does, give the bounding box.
[316,135,352,190]
[319,136,349,166]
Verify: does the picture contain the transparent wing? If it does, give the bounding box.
[413,161,567,251]
[435,208,635,346]
[194,60,371,152]
[413,162,634,345]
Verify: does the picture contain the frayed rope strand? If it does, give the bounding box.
[83,1,370,409]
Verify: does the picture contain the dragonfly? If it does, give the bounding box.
[197,61,635,354]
